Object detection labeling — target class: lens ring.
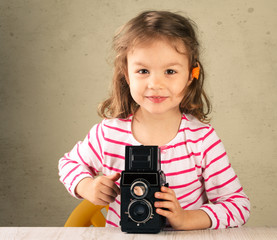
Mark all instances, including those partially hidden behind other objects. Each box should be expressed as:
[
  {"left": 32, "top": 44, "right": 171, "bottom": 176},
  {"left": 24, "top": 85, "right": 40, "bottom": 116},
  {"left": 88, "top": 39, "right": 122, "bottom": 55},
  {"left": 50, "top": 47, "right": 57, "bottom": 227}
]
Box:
[
  {"left": 130, "top": 180, "right": 148, "bottom": 199},
  {"left": 128, "top": 199, "right": 153, "bottom": 224}
]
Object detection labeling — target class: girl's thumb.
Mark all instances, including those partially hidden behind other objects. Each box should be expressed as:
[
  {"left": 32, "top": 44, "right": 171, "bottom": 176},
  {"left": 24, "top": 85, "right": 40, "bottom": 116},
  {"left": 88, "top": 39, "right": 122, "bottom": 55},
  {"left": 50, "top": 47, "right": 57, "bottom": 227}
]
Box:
[{"left": 107, "top": 172, "right": 121, "bottom": 182}]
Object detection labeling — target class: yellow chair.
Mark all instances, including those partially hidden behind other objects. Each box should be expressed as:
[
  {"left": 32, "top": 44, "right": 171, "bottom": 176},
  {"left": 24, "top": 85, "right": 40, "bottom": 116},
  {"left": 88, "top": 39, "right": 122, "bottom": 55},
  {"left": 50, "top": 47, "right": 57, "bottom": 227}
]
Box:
[{"left": 64, "top": 199, "right": 109, "bottom": 227}]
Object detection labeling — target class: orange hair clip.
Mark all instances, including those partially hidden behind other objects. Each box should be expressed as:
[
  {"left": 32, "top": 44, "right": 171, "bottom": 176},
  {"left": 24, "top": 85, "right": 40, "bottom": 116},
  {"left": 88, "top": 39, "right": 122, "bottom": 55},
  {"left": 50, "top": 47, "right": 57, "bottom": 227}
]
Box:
[{"left": 192, "top": 63, "right": 200, "bottom": 80}]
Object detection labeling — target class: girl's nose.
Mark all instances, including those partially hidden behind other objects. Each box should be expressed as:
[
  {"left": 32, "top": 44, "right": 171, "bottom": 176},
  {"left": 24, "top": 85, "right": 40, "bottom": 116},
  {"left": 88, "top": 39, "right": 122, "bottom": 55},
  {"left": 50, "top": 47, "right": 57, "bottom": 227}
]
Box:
[{"left": 147, "top": 74, "right": 163, "bottom": 90}]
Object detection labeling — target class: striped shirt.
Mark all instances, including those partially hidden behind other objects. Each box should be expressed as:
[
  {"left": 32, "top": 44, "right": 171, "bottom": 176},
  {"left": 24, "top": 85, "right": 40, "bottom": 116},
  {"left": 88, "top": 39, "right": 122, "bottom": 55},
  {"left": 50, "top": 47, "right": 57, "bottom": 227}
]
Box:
[{"left": 58, "top": 114, "right": 250, "bottom": 229}]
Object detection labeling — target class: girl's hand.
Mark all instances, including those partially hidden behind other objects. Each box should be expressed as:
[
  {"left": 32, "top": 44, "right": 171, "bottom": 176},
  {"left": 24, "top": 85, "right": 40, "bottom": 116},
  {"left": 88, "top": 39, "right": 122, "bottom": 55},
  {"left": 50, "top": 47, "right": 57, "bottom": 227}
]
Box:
[
  {"left": 154, "top": 186, "right": 185, "bottom": 230},
  {"left": 76, "top": 173, "right": 121, "bottom": 206},
  {"left": 155, "top": 186, "right": 212, "bottom": 230}
]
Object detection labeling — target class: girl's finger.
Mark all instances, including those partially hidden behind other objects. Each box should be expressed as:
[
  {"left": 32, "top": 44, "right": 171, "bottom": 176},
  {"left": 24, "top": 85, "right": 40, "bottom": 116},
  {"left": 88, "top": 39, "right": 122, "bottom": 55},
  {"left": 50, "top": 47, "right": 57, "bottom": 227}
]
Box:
[
  {"left": 154, "top": 200, "right": 174, "bottom": 210},
  {"left": 100, "top": 184, "right": 118, "bottom": 198},
  {"left": 99, "top": 190, "right": 117, "bottom": 204},
  {"left": 95, "top": 197, "right": 110, "bottom": 206},
  {"left": 155, "top": 191, "right": 175, "bottom": 201},
  {"left": 156, "top": 207, "right": 172, "bottom": 218},
  {"left": 161, "top": 186, "right": 175, "bottom": 195},
  {"left": 102, "top": 178, "right": 121, "bottom": 195}
]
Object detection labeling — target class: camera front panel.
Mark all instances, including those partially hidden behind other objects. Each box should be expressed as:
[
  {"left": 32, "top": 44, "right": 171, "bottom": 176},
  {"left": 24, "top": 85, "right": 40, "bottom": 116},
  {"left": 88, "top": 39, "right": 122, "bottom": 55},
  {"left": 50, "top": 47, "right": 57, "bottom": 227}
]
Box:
[{"left": 120, "top": 172, "right": 166, "bottom": 233}]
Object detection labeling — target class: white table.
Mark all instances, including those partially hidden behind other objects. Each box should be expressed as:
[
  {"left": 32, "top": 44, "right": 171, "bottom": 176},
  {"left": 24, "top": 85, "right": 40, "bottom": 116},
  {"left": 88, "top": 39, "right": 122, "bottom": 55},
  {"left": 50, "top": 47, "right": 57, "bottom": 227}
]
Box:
[{"left": 0, "top": 227, "right": 277, "bottom": 240}]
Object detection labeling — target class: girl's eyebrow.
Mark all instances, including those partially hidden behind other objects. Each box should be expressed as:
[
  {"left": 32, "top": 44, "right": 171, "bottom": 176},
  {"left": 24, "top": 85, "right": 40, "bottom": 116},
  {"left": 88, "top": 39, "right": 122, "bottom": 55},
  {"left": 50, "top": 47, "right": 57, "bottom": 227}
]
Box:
[
  {"left": 132, "top": 61, "right": 148, "bottom": 67},
  {"left": 132, "top": 61, "right": 183, "bottom": 68},
  {"left": 164, "top": 62, "right": 183, "bottom": 67}
]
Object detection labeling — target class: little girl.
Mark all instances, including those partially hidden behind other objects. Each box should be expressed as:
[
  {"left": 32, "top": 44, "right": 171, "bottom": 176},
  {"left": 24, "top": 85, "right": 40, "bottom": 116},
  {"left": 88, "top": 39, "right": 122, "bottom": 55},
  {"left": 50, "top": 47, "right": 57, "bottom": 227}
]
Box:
[{"left": 59, "top": 10, "right": 250, "bottom": 230}]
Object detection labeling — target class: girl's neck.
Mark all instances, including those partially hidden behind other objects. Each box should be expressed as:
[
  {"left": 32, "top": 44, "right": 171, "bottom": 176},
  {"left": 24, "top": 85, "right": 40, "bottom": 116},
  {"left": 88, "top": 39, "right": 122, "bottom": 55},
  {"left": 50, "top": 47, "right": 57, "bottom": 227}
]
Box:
[{"left": 131, "top": 108, "right": 182, "bottom": 147}]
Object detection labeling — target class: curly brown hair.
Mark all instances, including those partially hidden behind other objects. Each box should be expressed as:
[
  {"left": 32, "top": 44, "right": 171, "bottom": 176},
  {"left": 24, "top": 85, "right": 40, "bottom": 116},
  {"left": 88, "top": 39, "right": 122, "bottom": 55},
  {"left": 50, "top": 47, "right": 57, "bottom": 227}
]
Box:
[{"left": 98, "top": 10, "right": 211, "bottom": 123}]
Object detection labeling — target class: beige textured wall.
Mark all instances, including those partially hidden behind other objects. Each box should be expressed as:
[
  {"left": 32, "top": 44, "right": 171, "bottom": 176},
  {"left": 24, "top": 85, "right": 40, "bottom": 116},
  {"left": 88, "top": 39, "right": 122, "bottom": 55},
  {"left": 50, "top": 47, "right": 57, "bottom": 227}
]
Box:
[{"left": 0, "top": 0, "right": 276, "bottom": 227}]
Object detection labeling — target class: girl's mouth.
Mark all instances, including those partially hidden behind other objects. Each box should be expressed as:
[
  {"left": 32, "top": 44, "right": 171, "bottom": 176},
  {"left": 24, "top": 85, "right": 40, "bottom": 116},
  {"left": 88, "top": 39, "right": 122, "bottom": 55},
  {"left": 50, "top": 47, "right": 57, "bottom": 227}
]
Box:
[{"left": 146, "top": 96, "right": 168, "bottom": 103}]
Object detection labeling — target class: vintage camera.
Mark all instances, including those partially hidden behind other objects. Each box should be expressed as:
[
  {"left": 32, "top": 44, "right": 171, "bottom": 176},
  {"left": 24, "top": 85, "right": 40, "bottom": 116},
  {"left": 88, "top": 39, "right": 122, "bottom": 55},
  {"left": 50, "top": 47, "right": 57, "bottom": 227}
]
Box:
[{"left": 120, "top": 145, "right": 168, "bottom": 233}]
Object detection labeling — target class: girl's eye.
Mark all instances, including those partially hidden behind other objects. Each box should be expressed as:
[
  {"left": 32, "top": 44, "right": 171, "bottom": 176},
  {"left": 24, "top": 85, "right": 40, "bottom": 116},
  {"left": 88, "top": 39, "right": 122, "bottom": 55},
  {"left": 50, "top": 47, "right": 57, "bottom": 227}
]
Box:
[
  {"left": 165, "top": 69, "right": 176, "bottom": 75},
  {"left": 138, "top": 69, "right": 149, "bottom": 74}
]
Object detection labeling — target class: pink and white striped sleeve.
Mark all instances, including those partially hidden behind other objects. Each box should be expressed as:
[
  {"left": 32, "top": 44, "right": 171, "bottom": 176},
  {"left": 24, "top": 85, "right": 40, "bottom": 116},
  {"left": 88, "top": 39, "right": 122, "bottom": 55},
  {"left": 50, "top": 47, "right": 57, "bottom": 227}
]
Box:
[
  {"left": 199, "top": 127, "right": 250, "bottom": 229},
  {"left": 58, "top": 123, "right": 103, "bottom": 198}
]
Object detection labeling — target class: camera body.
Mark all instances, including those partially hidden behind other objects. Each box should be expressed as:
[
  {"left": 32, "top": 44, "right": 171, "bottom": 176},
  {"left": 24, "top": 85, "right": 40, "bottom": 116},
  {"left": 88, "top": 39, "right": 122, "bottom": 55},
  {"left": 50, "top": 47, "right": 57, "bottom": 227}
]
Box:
[{"left": 120, "top": 145, "right": 167, "bottom": 233}]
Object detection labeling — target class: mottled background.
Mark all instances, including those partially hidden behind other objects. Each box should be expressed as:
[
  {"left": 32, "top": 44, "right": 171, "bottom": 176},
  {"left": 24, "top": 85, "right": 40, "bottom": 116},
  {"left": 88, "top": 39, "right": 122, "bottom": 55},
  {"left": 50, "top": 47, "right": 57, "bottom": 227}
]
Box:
[{"left": 0, "top": 0, "right": 276, "bottom": 227}]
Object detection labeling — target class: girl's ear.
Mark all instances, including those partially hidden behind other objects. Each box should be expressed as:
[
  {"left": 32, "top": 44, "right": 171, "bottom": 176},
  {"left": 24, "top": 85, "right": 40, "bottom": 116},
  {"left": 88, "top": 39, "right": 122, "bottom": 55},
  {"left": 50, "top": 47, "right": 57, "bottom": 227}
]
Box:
[
  {"left": 187, "top": 63, "right": 200, "bottom": 86},
  {"left": 187, "top": 76, "right": 194, "bottom": 87}
]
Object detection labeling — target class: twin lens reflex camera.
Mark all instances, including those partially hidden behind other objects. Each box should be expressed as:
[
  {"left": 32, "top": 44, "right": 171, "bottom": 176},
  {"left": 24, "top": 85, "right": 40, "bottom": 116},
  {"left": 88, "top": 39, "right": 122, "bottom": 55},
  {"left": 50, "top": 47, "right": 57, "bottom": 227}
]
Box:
[{"left": 120, "top": 145, "right": 168, "bottom": 233}]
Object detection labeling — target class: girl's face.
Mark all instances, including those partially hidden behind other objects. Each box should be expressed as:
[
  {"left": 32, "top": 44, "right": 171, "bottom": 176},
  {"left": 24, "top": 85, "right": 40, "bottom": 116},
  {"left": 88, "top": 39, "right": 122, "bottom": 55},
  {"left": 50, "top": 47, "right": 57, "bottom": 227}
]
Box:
[{"left": 126, "top": 39, "right": 192, "bottom": 117}]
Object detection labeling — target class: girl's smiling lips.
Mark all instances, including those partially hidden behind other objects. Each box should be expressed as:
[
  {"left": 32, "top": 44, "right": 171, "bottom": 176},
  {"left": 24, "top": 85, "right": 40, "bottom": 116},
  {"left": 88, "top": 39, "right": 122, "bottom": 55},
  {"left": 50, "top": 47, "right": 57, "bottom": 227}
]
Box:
[{"left": 146, "top": 96, "right": 168, "bottom": 103}]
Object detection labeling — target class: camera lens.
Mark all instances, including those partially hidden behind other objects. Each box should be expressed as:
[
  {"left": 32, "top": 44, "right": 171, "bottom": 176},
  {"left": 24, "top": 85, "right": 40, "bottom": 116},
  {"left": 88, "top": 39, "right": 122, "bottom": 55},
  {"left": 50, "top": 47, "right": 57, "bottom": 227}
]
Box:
[
  {"left": 128, "top": 199, "right": 153, "bottom": 224},
  {"left": 130, "top": 181, "right": 148, "bottom": 199},
  {"left": 134, "top": 204, "right": 146, "bottom": 216}
]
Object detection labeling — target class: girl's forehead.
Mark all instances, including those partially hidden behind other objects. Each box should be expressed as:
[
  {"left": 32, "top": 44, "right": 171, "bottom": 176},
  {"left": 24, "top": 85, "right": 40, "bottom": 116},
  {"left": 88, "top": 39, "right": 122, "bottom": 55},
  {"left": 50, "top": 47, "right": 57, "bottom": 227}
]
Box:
[
  {"left": 128, "top": 36, "right": 188, "bottom": 55},
  {"left": 127, "top": 38, "right": 190, "bottom": 68}
]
